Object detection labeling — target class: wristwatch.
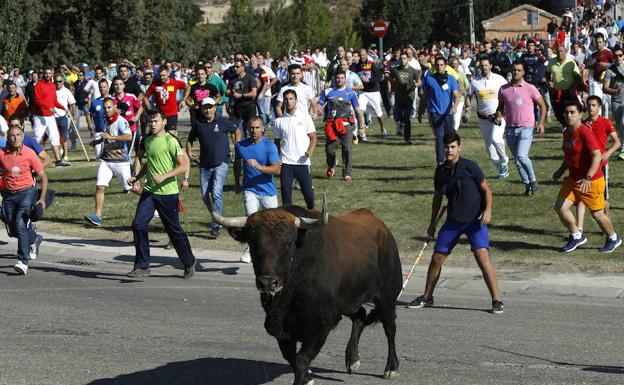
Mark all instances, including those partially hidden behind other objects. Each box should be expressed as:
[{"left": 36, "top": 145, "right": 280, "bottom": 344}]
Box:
[{"left": 584, "top": 175, "right": 592, "bottom": 181}]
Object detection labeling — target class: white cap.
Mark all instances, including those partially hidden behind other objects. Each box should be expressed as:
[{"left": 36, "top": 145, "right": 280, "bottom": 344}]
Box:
[
  {"left": 595, "top": 27, "right": 608, "bottom": 40},
  {"left": 563, "top": 11, "right": 573, "bottom": 19},
  {"left": 201, "top": 97, "right": 217, "bottom": 106}
]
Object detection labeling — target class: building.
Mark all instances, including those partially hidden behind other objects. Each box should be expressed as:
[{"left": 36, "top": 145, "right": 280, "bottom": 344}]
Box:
[
  {"left": 195, "top": 0, "right": 293, "bottom": 24},
  {"left": 482, "top": 4, "right": 560, "bottom": 41}
]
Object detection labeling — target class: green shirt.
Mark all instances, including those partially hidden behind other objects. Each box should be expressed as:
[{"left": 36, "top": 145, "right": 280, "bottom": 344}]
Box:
[
  {"left": 547, "top": 57, "right": 581, "bottom": 90},
  {"left": 143, "top": 133, "right": 183, "bottom": 195}
]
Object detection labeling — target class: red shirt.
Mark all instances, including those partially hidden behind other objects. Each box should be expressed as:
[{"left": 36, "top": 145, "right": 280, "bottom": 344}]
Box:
[
  {"left": 583, "top": 116, "right": 615, "bottom": 167},
  {"left": 33, "top": 80, "right": 64, "bottom": 116},
  {"left": 562, "top": 123, "right": 603, "bottom": 181},
  {"left": 0, "top": 146, "right": 43, "bottom": 191},
  {"left": 591, "top": 48, "right": 613, "bottom": 79},
  {"left": 146, "top": 79, "right": 186, "bottom": 117}
]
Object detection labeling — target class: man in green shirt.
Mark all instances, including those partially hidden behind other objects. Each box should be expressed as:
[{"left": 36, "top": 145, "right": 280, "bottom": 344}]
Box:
[{"left": 127, "top": 109, "right": 196, "bottom": 278}]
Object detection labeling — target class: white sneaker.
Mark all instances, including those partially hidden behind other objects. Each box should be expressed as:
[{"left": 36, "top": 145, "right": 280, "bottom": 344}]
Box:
[
  {"left": 29, "top": 235, "right": 43, "bottom": 260},
  {"left": 154, "top": 210, "right": 160, "bottom": 218},
  {"left": 14, "top": 261, "right": 28, "bottom": 275},
  {"left": 240, "top": 247, "right": 252, "bottom": 263}
]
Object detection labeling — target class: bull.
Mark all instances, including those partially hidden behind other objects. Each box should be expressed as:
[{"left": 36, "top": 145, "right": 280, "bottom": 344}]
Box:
[{"left": 210, "top": 195, "right": 402, "bottom": 385}]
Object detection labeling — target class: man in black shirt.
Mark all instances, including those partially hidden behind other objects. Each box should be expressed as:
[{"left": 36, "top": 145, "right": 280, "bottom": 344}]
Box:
[
  {"left": 183, "top": 66, "right": 220, "bottom": 131},
  {"left": 117, "top": 64, "right": 143, "bottom": 98},
  {"left": 355, "top": 47, "right": 387, "bottom": 138},
  {"left": 226, "top": 58, "right": 258, "bottom": 138},
  {"left": 407, "top": 132, "right": 503, "bottom": 314}
]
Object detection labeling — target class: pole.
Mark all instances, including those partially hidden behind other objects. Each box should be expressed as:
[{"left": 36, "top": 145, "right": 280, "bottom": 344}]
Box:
[
  {"left": 379, "top": 36, "right": 383, "bottom": 62},
  {"left": 67, "top": 114, "right": 90, "bottom": 162},
  {"left": 469, "top": 0, "right": 475, "bottom": 46}
]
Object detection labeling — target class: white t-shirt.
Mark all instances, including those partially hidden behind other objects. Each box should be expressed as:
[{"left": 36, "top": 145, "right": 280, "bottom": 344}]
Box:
[
  {"left": 0, "top": 115, "right": 8, "bottom": 133},
  {"left": 54, "top": 86, "right": 76, "bottom": 117},
  {"left": 277, "top": 83, "right": 316, "bottom": 114},
  {"left": 459, "top": 57, "right": 472, "bottom": 76},
  {"left": 273, "top": 109, "right": 316, "bottom": 165},
  {"left": 469, "top": 73, "right": 507, "bottom": 115},
  {"left": 408, "top": 58, "right": 421, "bottom": 72}
]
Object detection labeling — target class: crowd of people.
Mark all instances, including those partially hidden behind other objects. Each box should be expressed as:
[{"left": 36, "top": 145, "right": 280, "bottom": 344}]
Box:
[{"left": 0, "top": 3, "right": 622, "bottom": 312}]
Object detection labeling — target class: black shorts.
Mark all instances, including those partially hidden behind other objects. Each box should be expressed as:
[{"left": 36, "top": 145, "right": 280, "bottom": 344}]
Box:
[{"left": 165, "top": 115, "right": 178, "bottom": 132}]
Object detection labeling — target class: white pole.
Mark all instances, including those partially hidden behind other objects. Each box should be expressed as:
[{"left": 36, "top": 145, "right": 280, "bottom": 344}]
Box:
[{"left": 469, "top": 0, "right": 476, "bottom": 46}]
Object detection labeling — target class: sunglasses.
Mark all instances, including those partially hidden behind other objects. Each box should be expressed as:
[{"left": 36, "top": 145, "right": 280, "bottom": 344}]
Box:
[
  {"left": 617, "top": 54, "right": 624, "bottom": 57},
  {"left": 249, "top": 126, "right": 262, "bottom": 129},
  {"left": 55, "top": 80, "right": 64, "bottom": 83}
]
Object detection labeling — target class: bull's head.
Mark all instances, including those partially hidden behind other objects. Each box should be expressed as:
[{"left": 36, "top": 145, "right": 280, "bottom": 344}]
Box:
[{"left": 209, "top": 194, "right": 329, "bottom": 295}]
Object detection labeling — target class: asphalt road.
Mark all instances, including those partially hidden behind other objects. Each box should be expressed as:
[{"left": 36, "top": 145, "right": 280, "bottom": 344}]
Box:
[{"left": 1, "top": 234, "right": 624, "bottom": 385}]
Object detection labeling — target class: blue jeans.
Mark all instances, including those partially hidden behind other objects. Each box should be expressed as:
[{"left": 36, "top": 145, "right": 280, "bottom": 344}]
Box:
[
  {"left": 1, "top": 188, "right": 36, "bottom": 263},
  {"left": 75, "top": 105, "right": 89, "bottom": 146},
  {"left": 506, "top": 127, "right": 536, "bottom": 184},
  {"left": 257, "top": 96, "right": 271, "bottom": 127},
  {"left": 200, "top": 163, "right": 229, "bottom": 231},
  {"left": 56, "top": 116, "right": 69, "bottom": 141},
  {"left": 132, "top": 191, "right": 195, "bottom": 270},
  {"left": 430, "top": 112, "right": 454, "bottom": 163}
]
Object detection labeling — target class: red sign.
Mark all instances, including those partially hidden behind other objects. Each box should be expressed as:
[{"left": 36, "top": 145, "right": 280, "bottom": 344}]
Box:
[{"left": 372, "top": 20, "right": 389, "bottom": 38}]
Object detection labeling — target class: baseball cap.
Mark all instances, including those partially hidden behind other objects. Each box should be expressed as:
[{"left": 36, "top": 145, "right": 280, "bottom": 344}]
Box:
[
  {"left": 85, "top": 70, "right": 95, "bottom": 78},
  {"left": 201, "top": 97, "right": 216, "bottom": 106},
  {"left": 30, "top": 189, "right": 55, "bottom": 222}
]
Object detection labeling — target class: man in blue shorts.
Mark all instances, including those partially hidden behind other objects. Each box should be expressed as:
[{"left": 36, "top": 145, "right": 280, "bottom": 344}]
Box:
[{"left": 407, "top": 131, "right": 503, "bottom": 314}]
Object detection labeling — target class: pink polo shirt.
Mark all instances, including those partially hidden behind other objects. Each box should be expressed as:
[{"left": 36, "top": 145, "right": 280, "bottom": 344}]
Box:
[
  {"left": 0, "top": 146, "right": 43, "bottom": 191},
  {"left": 498, "top": 80, "right": 542, "bottom": 128}
]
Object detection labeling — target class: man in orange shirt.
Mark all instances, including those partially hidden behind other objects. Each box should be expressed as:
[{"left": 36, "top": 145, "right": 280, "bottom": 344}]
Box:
[
  {"left": 2, "top": 82, "right": 28, "bottom": 120},
  {"left": 0, "top": 126, "right": 48, "bottom": 275}
]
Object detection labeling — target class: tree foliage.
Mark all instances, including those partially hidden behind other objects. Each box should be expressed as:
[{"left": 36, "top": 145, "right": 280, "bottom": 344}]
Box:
[{"left": 0, "top": 0, "right": 43, "bottom": 68}]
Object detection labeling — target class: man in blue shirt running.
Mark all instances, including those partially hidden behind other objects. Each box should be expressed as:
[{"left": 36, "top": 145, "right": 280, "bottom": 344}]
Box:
[{"left": 424, "top": 56, "right": 460, "bottom": 165}]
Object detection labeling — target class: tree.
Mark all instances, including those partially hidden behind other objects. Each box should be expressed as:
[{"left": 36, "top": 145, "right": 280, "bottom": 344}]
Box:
[{"left": 0, "top": 0, "right": 43, "bottom": 67}]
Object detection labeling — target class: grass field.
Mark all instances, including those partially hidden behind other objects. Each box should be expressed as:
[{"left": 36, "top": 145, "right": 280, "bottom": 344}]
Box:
[{"left": 35, "top": 114, "right": 624, "bottom": 273}]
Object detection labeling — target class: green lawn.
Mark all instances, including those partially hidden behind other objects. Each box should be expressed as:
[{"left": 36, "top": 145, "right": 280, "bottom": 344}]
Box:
[{"left": 36, "top": 115, "right": 624, "bottom": 273}]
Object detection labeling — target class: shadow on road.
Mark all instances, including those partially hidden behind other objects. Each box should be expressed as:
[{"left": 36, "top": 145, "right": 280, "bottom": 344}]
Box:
[
  {"left": 396, "top": 301, "right": 489, "bottom": 313},
  {"left": 84, "top": 357, "right": 353, "bottom": 385},
  {"left": 113, "top": 255, "right": 241, "bottom": 275},
  {"left": 481, "top": 345, "right": 624, "bottom": 375}
]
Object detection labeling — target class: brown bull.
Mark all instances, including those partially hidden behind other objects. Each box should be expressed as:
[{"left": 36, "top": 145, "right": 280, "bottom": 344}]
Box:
[{"left": 211, "top": 196, "right": 402, "bottom": 385}]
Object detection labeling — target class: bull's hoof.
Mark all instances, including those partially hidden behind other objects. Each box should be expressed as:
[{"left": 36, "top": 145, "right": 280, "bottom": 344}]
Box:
[
  {"left": 347, "top": 360, "right": 361, "bottom": 374},
  {"left": 383, "top": 370, "right": 400, "bottom": 380}
]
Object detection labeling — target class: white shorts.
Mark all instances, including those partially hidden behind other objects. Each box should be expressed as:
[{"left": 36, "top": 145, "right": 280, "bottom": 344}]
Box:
[
  {"left": 96, "top": 161, "right": 132, "bottom": 191},
  {"left": 358, "top": 92, "right": 384, "bottom": 118},
  {"left": 32, "top": 115, "right": 60, "bottom": 146}
]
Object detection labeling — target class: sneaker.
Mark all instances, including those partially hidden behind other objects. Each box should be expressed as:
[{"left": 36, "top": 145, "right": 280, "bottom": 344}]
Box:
[
  {"left": 183, "top": 263, "right": 195, "bottom": 279},
  {"left": 63, "top": 155, "right": 70, "bottom": 162},
  {"left": 360, "top": 134, "right": 368, "bottom": 142},
  {"left": 343, "top": 175, "right": 352, "bottom": 182},
  {"left": 599, "top": 235, "right": 622, "bottom": 253},
  {"left": 85, "top": 214, "right": 102, "bottom": 226},
  {"left": 209, "top": 228, "right": 220, "bottom": 238},
  {"left": 127, "top": 268, "right": 150, "bottom": 278},
  {"left": 154, "top": 210, "right": 160, "bottom": 218},
  {"left": 55, "top": 159, "right": 70, "bottom": 167},
  {"left": 523, "top": 184, "right": 532, "bottom": 196},
  {"left": 491, "top": 300, "right": 504, "bottom": 314},
  {"left": 352, "top": 136, "right": 359, "bottom": 145},
  {"left": 618, "top": 152, "right": 624, "bottom": 160},
  {"left": 326, "top": 168, "right": 335, "bottom": 178},
  {"left": 498, "top": 164, "right": 509, "bottom": 179},
  {"left": 561, "top": 234, "right": 587, "bottom": 253},
  {"left": 240, "top": 247, "right": 252, "bottom": 263},
  {"left": 14, "top": 260, "right": 28, "bottom": 275},
  {"left": 380, "top": 130, "right": 388, "bottom": 138},
  {"left": 404, "top": 139, "right": 413, "bottom": 145},
  {"left": 406, "top": 295, "right": 434, "bottom": 309},
  {"left": 530, "top": 181, "right": 540, "bottom": 194},
  {"left": 29, "top": 234, "right": 43, "bottom": 260}
]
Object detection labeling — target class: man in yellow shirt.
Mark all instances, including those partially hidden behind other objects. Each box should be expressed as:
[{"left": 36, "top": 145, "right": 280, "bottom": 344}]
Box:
[{"left": 547, "top": 44, "right": 583, "bottom": 127}]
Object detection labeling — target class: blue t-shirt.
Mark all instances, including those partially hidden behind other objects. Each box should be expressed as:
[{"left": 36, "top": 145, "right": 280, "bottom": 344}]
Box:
[
  {"left": 89, "top": 98, "right": 107, "bottom": 133},
  {"left": 234, "top": 138, "right": 280, "bottom": 196},
  {"left": 23, "top": 135, "right": 43, "bottom": 154},
  {"left": 187, "top": 116, "right": 237, "bottom": 168},
  {"left": 318, "top": 86, "right": 359, "bottom": 120},
  {"left": 424, "top": 72, "right": 458, "bottom": 115}
]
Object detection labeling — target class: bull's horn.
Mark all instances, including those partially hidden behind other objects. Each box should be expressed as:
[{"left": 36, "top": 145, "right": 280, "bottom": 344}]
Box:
[
  {"left": 208, "top": 194, "right": 247, "bottom": 228},
  {"left": 322, "top": 193, "right": 329, "bottom": 225},
  {"left": 294, "top": 216, "right": 320, "bottom": 228}
]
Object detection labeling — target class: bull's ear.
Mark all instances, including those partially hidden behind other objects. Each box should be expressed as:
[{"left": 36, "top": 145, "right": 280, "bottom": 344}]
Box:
[{"left": 228, "top": 227, "right": 247, "bottom": 243}]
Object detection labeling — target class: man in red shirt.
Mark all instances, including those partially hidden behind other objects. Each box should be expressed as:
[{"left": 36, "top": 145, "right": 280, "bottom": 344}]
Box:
[
  {"left": 0, "top": 126, "right": 48, "bottom": 275},
  {"left": 144, "top": 67, "right": 189, "bottom": 135},
  {"left": 576, "top": 95, "right": 621, "bottom": 230},
  {"left": 32, "top": 67, "right": 70, "bottom": 167},
  {"left": 585, "top": 31, "right": 613, "bottom": 117},
  {"left": 553, "top": 101, "right": 621, "bottom": 253}
]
